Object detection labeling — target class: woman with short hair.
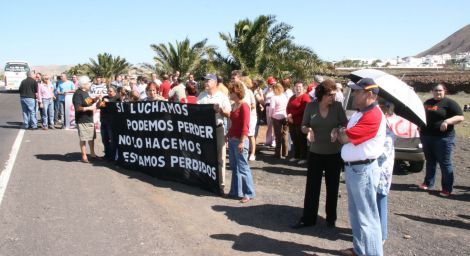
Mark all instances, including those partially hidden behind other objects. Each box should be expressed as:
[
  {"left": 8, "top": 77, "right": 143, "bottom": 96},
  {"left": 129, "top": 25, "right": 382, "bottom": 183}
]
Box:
[
  {"left": 286, "top": 81, "right": 311, "bottom": 164},
  {"left": 96, "top": 86, "right": 121, "bottom": 161},
  {"left": 227, "top": 81, "right": 255, "bottom": 203},
  {"left": 293, "top": 79, "right": 347, "bottom": 228},
  {"left": 145, "top": 82, "right": 165, "bottom": 101}
]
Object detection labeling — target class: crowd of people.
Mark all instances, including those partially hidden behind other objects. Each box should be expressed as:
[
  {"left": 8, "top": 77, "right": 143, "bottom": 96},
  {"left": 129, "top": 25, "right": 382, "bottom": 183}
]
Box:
[{"left": 18, "top": 68, "right": 465, "bottom": 256}]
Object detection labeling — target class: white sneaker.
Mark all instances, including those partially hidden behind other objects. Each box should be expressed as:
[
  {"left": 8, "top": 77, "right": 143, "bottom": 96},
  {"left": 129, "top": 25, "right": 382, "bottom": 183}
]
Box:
[
  {"left": 289, "top": 158, "right": 298, "bottom": 162},
  {"left": 249, "top": 155, "right": 256, "bottom": 161},
  {"left": 298, "top": 160, "right": 307, "bottom": 165}
]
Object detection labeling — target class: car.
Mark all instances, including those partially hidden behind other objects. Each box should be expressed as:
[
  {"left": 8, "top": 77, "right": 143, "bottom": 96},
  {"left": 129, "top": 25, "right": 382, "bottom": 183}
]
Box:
[{"left": 342, "top": 87, "right": 425, "bottom": 172}]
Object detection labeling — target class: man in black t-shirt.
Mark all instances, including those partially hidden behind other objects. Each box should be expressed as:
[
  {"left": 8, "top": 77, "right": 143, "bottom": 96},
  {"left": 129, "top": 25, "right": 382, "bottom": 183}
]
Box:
[
  {"left": 19, "top": 71, "right": 38, "bottom": 129},
  {"left": 72, "top": 76, "right": 101, "bottom": 163}
]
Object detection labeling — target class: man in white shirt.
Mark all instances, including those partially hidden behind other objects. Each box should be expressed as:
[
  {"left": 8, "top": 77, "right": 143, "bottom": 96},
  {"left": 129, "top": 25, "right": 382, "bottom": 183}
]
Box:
[
  {"left": 197, "top": 73, "right": 231, "bottom": 195},
  {"left": 151, "top": 73, "right": 162, "bottom": 86},
  {"left": 338, "top": 78, "right": 385, "bottom": 256}
]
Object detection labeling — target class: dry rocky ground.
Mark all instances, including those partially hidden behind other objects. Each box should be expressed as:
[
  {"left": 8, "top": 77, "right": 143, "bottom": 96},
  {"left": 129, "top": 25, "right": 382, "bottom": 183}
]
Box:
[{"left": 103, "top": 125, "right": 470, "bottom": 256}]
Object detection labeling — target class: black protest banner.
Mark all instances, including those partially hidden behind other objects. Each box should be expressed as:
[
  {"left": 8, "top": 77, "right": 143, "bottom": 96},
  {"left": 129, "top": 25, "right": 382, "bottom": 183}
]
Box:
[{"left": 107, "top": 101, "right": 219, "bottom": 193}]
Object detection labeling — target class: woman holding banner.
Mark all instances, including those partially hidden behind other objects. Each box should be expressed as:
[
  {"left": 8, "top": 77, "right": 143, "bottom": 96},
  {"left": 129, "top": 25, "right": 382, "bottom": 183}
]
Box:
[
  {"left": 97, "top": 85, "right": 121, "bottom": 161},
  {"left": 227, "top": 81, "right": 255, "bottom": 203},
  {"left": 145, "top": 82, "right": 165, "bottom": 101}
]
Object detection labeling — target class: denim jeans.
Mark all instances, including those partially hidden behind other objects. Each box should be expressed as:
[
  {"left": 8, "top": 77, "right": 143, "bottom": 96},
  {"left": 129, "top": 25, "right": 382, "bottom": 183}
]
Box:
[
  {"left": 421, "top": 135, "right": 455, "bottom": 193},
  {"left": 376, "top": 193, "right": 388, "bottom": 241},
  {"left": 345, "top": 160, "right": 383, "bottom": 256},
  {"left": 101, "top": 120, "right": 116, "bottom": 160},
  {"left": 228, "top": 138, "right": 255, "bottom": 199},
  {"left": 41, "top": 98, "right": 55, "bottom": 127},
  {"left": 56, "top": 100, "right": 65, "bottom": 124},
  {"left": 20, "top": 97, "right": 37, "bottom": 129}
]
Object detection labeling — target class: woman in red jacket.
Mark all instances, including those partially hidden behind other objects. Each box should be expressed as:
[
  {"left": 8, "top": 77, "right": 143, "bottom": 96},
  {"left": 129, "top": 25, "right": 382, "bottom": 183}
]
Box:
[
  {"left": 286, "top": 81, "right": 311, "bottom": 164},
  {"left": 227, "top": 81, "right": 255, "bottom": 203}
]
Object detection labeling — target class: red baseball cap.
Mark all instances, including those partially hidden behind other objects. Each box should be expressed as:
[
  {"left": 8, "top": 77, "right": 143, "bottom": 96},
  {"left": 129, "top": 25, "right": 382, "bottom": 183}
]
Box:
[{"left": 267, "top": 76, "right": 276, "bottom": 85}]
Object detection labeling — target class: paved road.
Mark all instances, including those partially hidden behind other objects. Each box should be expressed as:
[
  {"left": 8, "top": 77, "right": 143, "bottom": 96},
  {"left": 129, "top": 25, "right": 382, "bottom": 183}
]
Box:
[
  {"left": 0, "top": 93, "right": 23, "bottom": 167},
  {"left": 0, "top": 94, "right": 210, "bottom": 255}
]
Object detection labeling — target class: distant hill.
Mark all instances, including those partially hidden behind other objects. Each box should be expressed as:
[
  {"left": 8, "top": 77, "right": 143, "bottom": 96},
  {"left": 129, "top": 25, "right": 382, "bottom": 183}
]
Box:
[
  {"left": 31, "top": 65, "right": 73, "bottom": 76},
  {"left": 417, "top": 24, "right": 470, "bottom": 57}
]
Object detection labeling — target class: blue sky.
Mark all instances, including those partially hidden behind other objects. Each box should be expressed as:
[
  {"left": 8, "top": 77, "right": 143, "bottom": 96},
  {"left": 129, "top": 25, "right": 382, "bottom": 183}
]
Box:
[{"left": 1, "top": 0, "right": 468, "bottom": 66}]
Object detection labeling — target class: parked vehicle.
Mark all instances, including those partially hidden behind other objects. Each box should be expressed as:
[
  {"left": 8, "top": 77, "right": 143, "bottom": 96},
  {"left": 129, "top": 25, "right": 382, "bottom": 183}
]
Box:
[
  {"left": 343, "top": 88, "right": 425, "bottom": 172},
  {"left": 3, "top": 61, "right": 31, "bottom": 91}
]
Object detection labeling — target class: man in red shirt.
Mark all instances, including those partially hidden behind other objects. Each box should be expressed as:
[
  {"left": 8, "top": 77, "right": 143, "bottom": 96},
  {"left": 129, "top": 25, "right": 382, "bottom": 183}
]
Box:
[{"left": 159, "top": 74, "right": 171, "bottom": 100}]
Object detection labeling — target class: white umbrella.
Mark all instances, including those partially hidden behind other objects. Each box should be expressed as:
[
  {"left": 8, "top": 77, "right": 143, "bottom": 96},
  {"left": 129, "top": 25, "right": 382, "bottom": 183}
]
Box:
[{"left": 349, "top": 69, "right": 427, "bottom": 127}]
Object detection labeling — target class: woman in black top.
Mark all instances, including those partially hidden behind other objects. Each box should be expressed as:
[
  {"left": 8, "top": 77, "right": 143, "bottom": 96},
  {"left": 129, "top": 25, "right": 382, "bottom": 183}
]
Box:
[
  {"left": 97, "top": 86, "right": 121, "bottom": 161},
  {"left": 419, "top": 84, "right": 464, "bottom": 197}
]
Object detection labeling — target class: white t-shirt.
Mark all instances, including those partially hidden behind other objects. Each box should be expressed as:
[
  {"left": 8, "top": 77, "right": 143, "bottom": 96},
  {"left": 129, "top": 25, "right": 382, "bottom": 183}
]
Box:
[
  {"left": 197, "top": 91, "right": 231, "bottom": 126},
  {"left": 154, "top": 79, "right": 162, "bottom": 86},
  {"left": 263, "top": 87, "right": 274, "bottom": 105},
  {"left": 243, "top": 85, "right": 257, "bottom": 118},
  {"left": 284, "top": 89, "right": 293, "bottom": 100}
]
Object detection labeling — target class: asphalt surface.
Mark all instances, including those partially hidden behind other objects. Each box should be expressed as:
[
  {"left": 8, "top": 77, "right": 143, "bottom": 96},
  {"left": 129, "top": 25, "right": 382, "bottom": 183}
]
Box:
[
  {"left": 0, "top": 93, "right": 23, "bottom": 167},
  {"left": 0, "top": 93, "right": 201, "bottom": 255}
]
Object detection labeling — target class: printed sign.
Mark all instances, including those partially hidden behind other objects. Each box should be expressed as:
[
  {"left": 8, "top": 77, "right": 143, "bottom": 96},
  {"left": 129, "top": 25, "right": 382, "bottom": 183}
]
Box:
[{"left": 107, "top": 101, "right": 219, "bottom": 193}]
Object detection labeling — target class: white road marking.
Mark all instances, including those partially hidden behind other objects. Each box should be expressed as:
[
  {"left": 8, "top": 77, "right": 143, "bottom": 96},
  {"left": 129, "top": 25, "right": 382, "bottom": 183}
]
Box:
[{"left": 0, "top": 129, "right": 25, "bottom": 207}]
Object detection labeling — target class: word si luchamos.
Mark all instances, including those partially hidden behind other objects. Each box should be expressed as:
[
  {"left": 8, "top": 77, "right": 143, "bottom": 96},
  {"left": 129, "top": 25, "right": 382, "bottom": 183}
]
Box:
[
  {"left": 116, "top": 101, "right": 189, "bottom": 116},
  {"left": 121, "top": 152, "right": 217, "bottom": 181},
  {"left": 117, "top": 101, "right": 213, "bottom": 139}
]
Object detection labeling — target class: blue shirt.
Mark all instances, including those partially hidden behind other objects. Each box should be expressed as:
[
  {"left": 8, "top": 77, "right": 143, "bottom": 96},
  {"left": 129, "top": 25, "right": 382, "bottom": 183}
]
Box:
[{"left": 57, "top": 81, "right": 75, "bottom": 101}]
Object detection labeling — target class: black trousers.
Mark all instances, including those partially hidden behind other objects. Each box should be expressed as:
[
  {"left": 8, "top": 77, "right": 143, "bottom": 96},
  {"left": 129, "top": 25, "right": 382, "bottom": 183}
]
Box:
[
  {"left": 288, "top": 123, "right": 307, "bottom": 159},
  {"left": 302, "top": 152, "right": 343, "bottom": 225},
  {"left": 272, "top": 118, "right": 288, "bottom": 157}
]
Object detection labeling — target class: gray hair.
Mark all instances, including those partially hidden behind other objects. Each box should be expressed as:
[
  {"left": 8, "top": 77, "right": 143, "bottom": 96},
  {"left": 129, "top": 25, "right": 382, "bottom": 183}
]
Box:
[
  {"left": 314, "top": 75, "right": 324, "bottom": 83},
  {"left": 78, "top": 75, "right": 91, "bottom": 88}
]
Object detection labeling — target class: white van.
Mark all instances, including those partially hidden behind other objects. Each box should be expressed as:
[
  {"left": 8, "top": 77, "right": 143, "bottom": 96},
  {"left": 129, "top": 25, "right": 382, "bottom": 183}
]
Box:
[{"left": 3, "top": 61, "right": 31, "bottom": 91}]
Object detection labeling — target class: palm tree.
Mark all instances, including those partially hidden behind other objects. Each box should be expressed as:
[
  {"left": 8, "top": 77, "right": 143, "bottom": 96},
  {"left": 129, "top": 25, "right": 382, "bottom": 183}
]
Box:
[
  {"left": 66, "top": 63, "right": 90, "bottom": 76},
  {"left": 86, "top": 53, "right": 131, "bottom": 80},
  {"left": 150, "top": 38, "right": 216, "bottom": 77},
  {"left": 219, "top": 15, "right": 326, "bottom": 81}
]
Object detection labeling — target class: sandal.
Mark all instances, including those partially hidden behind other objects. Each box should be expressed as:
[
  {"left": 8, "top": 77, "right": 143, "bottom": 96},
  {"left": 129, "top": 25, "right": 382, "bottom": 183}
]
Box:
[
  {"left": 240, "top": 197, "right": 252, "bottom": 203},
  {"left": 81, "top": 158, "right": 90, "bottom": 163},
  {"left": 90, "top": 155, "right": 103, "bottom": 160}
]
